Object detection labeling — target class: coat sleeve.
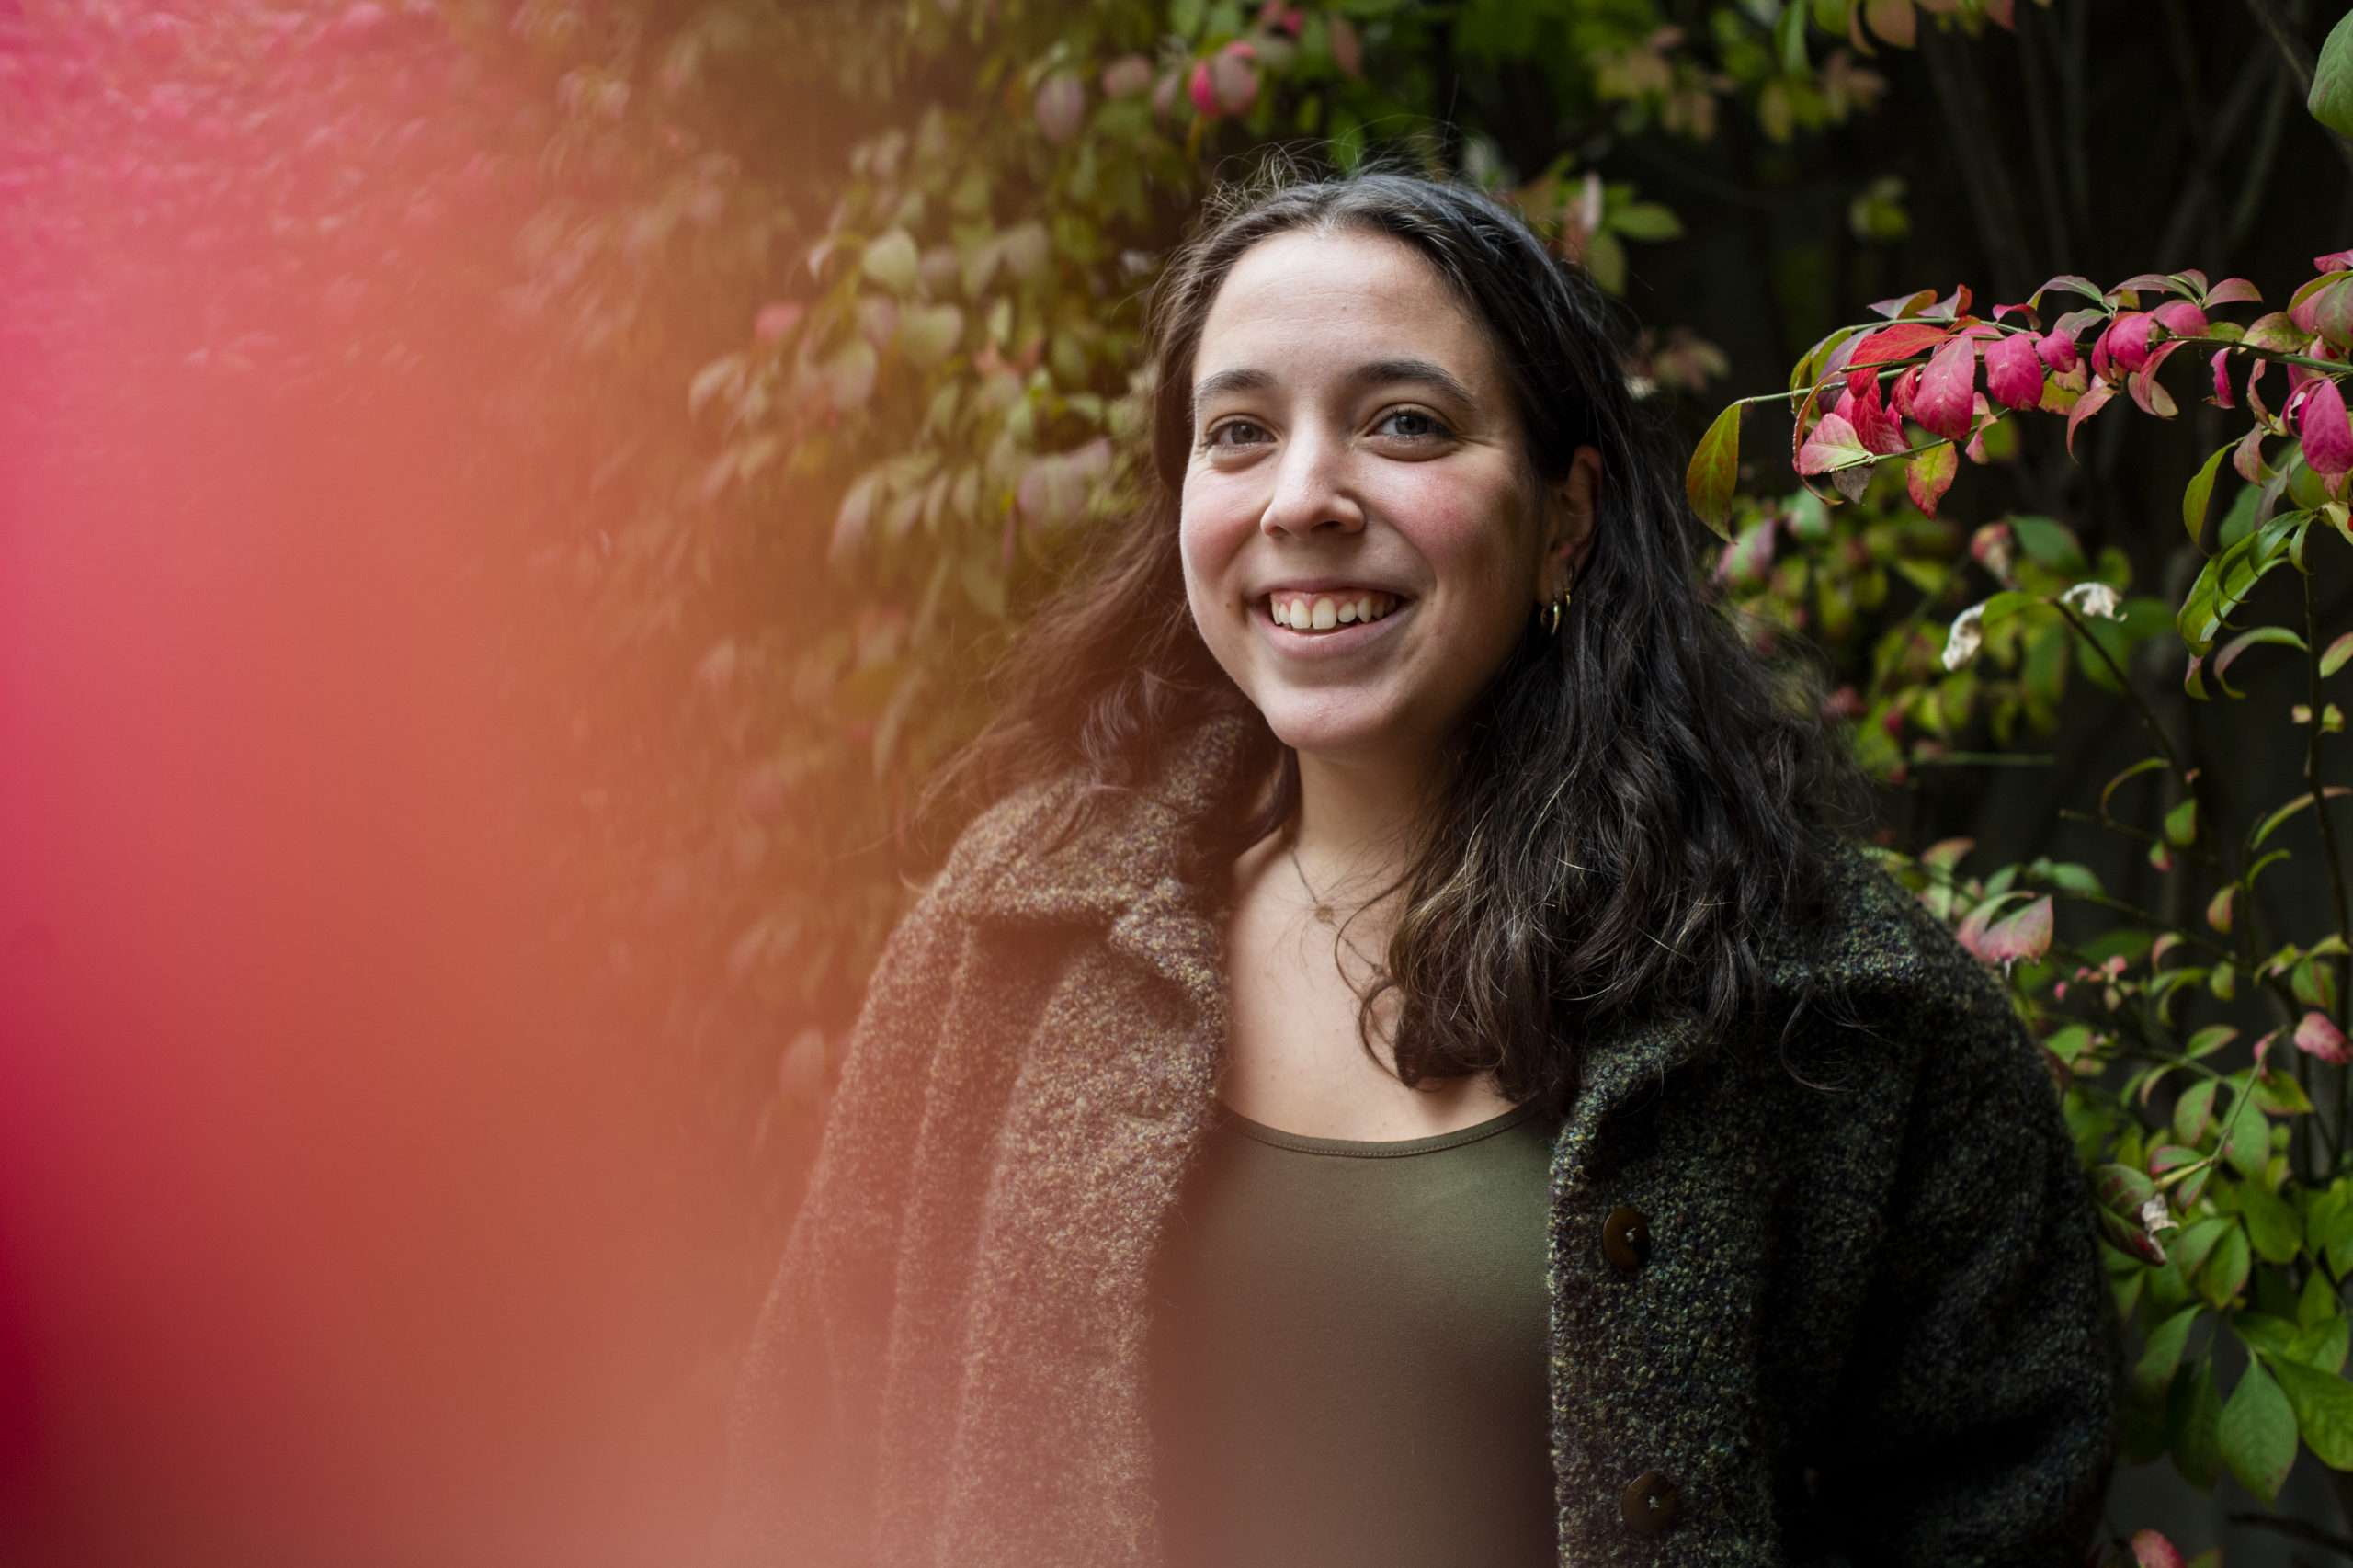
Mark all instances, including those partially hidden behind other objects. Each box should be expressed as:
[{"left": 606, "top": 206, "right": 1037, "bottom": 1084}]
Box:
[
  {"left": 1799, "top": 922, "right": 2119, "bottom": 1568},
  {"left": 711, "top": 873, "right": 971, "bottom": 1568}
]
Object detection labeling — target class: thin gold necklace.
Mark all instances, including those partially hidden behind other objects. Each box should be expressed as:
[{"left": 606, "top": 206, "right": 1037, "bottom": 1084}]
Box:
[{"left": 1285, "top": 834, "right": 1386, "bottom": 976}]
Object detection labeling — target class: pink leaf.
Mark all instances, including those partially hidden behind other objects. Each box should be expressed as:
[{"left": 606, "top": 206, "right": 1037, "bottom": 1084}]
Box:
[
  {"left": 2310, "top": 278, "right": 2353, "bottom": 350},
  {"left": 2130, "top": 1530, "right": 2187, "bottom": 1568},
  {"left": 1983, "top": 333, "right": 2045, "bottom": 410},
  {"left": 2098, "top": 312, "right": 2154, "bottom": 375},
  {"left": 2035, "top": 329, "right": 2079, "bottom": 373},
  {"left": 1796, "top": 412, "right": 1873, "bottom": 475},
  {"left": 1912, "top": 333, "right": 1979, "bottom": 442},
  {"left": 2297, "top": 1010, "right": 2350, "bottom": 1065},
  {"left": 2302, "top": 379, "right": 2353, "bottom": 475},
  {"left": 2065, "top": 380, "right": 2115, "bottom": 457},
  {"left": 2151, "top": 300, "right": 2210, "bottom": 339},
  {"left": 1868, "top": 289, "right": 1938, "bottom": 320},
  {"left": 2126, "top": 341, "right": 2189, "bottom": 418},
  {"left": 2206, "top": 278, "right": 2264, "bottom": 307},
  {"left": 1977, "top": 896, "right": 2053, "bottom": 967},
  {"left": 2211, "top": 348, "right": 2234, "bottom": 408},
  {"left": 2315, "top": 249, "right": 2353, "bottom": 274}
]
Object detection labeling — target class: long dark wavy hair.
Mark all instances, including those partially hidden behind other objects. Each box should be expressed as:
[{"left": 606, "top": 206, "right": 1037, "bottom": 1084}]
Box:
[{"left": 932, "top": 168, "right": 1840, "bottom": 1111}]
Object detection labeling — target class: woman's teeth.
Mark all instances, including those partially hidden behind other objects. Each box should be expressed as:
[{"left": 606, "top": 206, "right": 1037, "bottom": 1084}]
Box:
[{"left": 1268, "top": 591, "right": 1399, "bottom": 631}]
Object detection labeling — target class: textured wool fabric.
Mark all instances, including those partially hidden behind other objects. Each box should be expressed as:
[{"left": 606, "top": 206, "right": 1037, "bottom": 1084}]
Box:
[{"left": 717, "top": 715, "right": 2116, "bottom": 1567}]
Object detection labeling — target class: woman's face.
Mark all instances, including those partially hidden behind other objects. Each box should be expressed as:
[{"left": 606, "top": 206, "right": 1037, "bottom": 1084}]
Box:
[{"left": 1179, "top": 228, "right": 1599, "bottom": 770}]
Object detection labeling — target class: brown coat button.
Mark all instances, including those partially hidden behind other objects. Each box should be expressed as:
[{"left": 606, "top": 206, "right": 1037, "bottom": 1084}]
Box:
[
  {"left": 1602, "top": 1205, "right": 1652, "bottom": 1270},
  {"left": 1621, "top": 1470, "right": 1677, "bottom": 1535}
]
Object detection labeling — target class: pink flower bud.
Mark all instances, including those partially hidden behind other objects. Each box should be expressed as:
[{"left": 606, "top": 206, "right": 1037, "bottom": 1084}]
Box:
[
  {"left": 1033, "top": 73, "right": 1085, "bottom": 144},
  {"left": 1188, "top": 60, "right": 1217, "bottom": 117},
  {"left": 753, "top": 302, "right": 802, "bottom": 344}
]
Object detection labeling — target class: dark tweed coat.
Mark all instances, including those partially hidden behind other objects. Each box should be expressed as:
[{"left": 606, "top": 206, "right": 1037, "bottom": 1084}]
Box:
[{"left": 719, "top": 717, "right": 2115, "bottom": 1567}]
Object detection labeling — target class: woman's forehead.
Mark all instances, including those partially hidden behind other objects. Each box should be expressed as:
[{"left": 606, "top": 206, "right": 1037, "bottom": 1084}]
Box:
[{"left": 1193, "top": 228, "right": 1496, "bottom": 389}]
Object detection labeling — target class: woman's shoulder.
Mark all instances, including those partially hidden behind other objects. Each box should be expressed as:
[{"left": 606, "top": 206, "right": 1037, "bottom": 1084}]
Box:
[{"left": 1776, "top": 838, "right": 2024, "bottom": 1040}]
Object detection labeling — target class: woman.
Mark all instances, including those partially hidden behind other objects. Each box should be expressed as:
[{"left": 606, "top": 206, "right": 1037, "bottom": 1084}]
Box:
[{"left": 719, "top": 172, "right": 2113, "bottom": 1566}]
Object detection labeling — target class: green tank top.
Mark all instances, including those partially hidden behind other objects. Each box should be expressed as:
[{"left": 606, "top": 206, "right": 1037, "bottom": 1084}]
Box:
[{"left": 1148, "top": 1099, "right": 1561, "bottom": 1568}]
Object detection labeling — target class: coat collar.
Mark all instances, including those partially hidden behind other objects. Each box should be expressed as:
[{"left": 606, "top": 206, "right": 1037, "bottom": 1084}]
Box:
[{"left": 933, "top": 714, "right": 1913, "bottom": 1090}]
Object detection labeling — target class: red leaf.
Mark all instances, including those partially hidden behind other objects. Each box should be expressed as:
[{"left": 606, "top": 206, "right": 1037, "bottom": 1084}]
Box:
[
  {"left": 2130, "top": 1530, "right": 2188, "bottom": 1568},
  {"left": 2211, "top": 348, "right": 2234, "bottom": 408},
  {"left": 1847, "top": 321, "right": 1950, "bottom": 366},
  {"left": 1906, "top": 441, "right": 1959, "bottom": 516},
  {"left": 2066, "top": 380, "right": 2115, "bottom": 456},
  {"left": 2234, "top": 421, "right": 2269, "bottom": 482},
  {"left": 2206, "top": 277, "right": 2264, "bottom": 307},
  {"left": 1983, "top": 333, "right": 2045, "bottom": 410},
  {"left": 2034, "top": 273, "right": 2105, "bottom": 304},
  {"left": 2315, "top": 249, "right": 2353, "bottom": 274},
  {"left": 1889, "top": 364, "right": 1923, "bottom": 419},
  {"left": 2301, "top": 378, "right": 2353, "bottom": 475},
  {"left": 1912, "top": 333, "right": 1979, "bottom": 442},
  {"left": 2297, "top": 1010, "right": 2350, "bottom": 1065},
  {"left": 1842, "top": 369, "right": 1907, "bottom": 453},
  {"left": 2098, "top": 312, "right": 2154, "bottom": 375},
  {"left": 2035, "top": 329, "right": 2079, "bottom": 373}
]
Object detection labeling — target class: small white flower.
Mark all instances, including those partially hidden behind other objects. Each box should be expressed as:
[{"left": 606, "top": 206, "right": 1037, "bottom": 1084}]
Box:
[
  {"left": 1941, "top": 603, "right": 1986, "bottom": 671},
  {"left": 2138, "top": 1195, "right": 2174, "bottom": 1261},
  {"left": 2062, "top": 581, "right": 2125, "bottom": 620}
]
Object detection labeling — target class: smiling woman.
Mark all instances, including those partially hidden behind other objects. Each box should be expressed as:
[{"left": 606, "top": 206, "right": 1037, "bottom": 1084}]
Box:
[{"left": 718, "top": 173, "right": 2116, "bottom": 1566}]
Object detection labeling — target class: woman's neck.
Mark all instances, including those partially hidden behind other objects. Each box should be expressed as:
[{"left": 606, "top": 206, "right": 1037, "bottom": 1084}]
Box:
[{"left": 1289, "top": 744, "right": 1443, "bottom": 901}]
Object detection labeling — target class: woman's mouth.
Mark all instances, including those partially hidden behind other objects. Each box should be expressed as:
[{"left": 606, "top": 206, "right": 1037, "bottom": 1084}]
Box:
[{"left": 1267, "top": 589, "right": 1404, "bottom": 632}]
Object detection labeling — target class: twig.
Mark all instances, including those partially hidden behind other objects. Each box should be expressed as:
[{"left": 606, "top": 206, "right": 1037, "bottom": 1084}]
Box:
[{"left": 2227, "top": 1512, "right": 2353, "bottom": 1562}]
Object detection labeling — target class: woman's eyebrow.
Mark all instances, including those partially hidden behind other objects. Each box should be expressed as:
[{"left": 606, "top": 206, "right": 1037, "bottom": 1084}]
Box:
[
  {"left": 1346, "top": 358, "right": 1476, "bottom": 404},
  {"left": 1192, "top": 358, "right": 1477, "bottom": 415},
  {"left": 1192, "top": 367, "right": 1276, "bottom": 415}
]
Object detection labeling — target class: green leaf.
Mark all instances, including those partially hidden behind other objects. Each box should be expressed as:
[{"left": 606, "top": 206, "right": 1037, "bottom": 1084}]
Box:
[
  {"left": 2136, "top": 1306, "right": 2202, "bottom": 1406},
  {"left": 2220, "top": 1357, "right": 2298, "bottom": 1499},
  {"left": 1608, "top": 201, "right": 1683, "bottom": 241},
  {"left": 2184, "top": 443, "right": 2232, "bottom": 544},
  {"left": 2268, "top": 1356, "right": 2353, "bottom": 1467},
  {"left": 1686, "top": 403, "right": 1743, "bottom": 540},
  {"left": 2200, "top": 1225, "right": 2252, "bottom": 1307},
  {"left": 2314, "top": 12, "right": 2353, "bottom": 136},
  {"left": 2174, "top": 1358, "right": 2223, "bottom": 1489},
  {"left": 2242, "top": 1184, "right": 2304, "bottom": 1265},
  {"left": 2327, "top": 631, "right": 2353, "bottom": 677},
  {"left": 2301, "top": 1267, "right": 2340, "bottom": 1328},
  {"left": 2296, "top": 1316, "right": 2352, "bottom": 1375},
  {"left": 2165, "top": 797, "right": 2199, "bottom": 847},
  {"left": 1776, "top": 0, "right": 1809, "bottom": 72},
  {"left": 2174, "top": 1078, "right": 2218, "bottom": 1143},
  {"left": 2170, "top": 1219, "right": 2234, "bottom": 1283},
  {"left": 2186, "top": 1025, "right": 2239, "bottom": 1060}
]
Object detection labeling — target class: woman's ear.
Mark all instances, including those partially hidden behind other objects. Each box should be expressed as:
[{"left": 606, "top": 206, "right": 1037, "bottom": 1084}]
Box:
[{"left": 1540, "top": 446, "right": 1604, "bottom": 599}]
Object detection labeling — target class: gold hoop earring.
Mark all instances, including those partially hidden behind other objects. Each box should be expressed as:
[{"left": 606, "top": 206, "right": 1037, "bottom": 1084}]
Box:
[{"left": 1543, "top": 593, "right": 1565, "bottom": 638}]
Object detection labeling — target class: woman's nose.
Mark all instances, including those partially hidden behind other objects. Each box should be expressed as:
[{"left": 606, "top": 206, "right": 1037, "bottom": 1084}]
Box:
[{"left": 1257, "top": 426, "right": 1364, "bottom": 538}]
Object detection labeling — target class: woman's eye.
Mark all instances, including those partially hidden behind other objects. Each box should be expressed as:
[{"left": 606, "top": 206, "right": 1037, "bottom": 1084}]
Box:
[
  {"left": 1209, "top": 419, "right": 1271, "bottom": 449},
  {"left": 1376, "top": 409, "right": 1449, "bottom": 439}
]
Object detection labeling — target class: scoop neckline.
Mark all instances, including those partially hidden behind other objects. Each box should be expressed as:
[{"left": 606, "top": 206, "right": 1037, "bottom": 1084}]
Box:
[{"left": 1214, "top": 1099, "right": 1546, "bottom": 1159}]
